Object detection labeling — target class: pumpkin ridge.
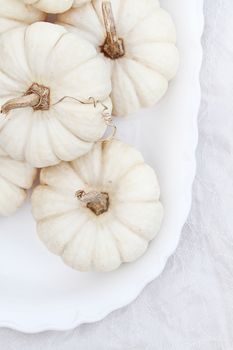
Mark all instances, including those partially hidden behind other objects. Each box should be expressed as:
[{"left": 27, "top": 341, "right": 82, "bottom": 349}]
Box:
[
  {"left": 109, "top": 220, "right": 148, "bottom": 262},
  {"left": 0, "top": 15, "right": 43, "bottom": 27},
  {"left": 113, "top": 161, "right": 145, "bottom": 185},
  {"left": 23, "top": 26, "right": 33, "bottom": 76},
  {"left": 46, "top": 115, "right": 92, "bottom": 162},
  {"left": 122, "top": 59, "right": 144, "bottom": 105},
  {"left": 54, "top": 104, "right": 107, "bottom": 144},
  {"left": 100, "top": 139, "right": 145, "bottom": 184},
  {"left": 126, "top": 38, "right": 177, "bottom": 48},
  {"left": 115, "top": 0, "right": 125, "bottom": 29},
  {"left": 41, "top": 161, "right": 85, "bottom": 191},
  {"left": 67, "top": 3, "right": 104, "bottom": 42},
  {"left": 37, "top": 182, "right": 78, "bottom": 199},
  {"left": 107, "top": 224, "right": 124, "bottom": 262},
  {"left": 112, "top": 202, "right": 162, "bottom": 241},
  {"left": 111, "top": 60, "right": 141, "bottom": 115},
  {"left": 39, "top": 212, "right": 88, "bottom": 249},
  {"left": 0, "top": 158, "right": 36, "bottom": 189},
  {"left": 33, "top": 197, "right": 79, "bottom": 223},
  {"left": 126, "top": 56, "right": 167, "bottom": 82},
  {"left": 0, "top": 109, "right": 33, "bottom": 162},
  {"left": 71, "top": 141, "right": 104, "bottom": 186},
  {"left": 50, "top": 53, "right": 99, "bottom": 81},
  {"left": 96, "top": 142, "right": 105, "bottom": 186},
  {"left": 0, "top": 177, "right": 26, "bottom": 215},
  {"left": 92, "top": 227, "right": 121, "bottom": 272},
  {"left": 111, "top": 214, "right": 148, "bottom": 241},
  {"left": 0, "top": 171, "right": 25, "bottom": 189},
  {"left": 24, "top": 112, "right": 59, "bottom": 167},
  {"left": 115, "top": 199, "right": 160, "bottom": 206},
  {"left": 60, "top": 217, "right": 90, "bottom": 257},
  {"left": 120, "top": 4, "right": 160, "bottom": 38},
  {"left": 122, "top": 57, "right": 168, "bottom": 106},
  {"left": 125, "top": 8, "right": 176, "bottom": 42},
  {"left": 61, "top": 219, "right": 96, "bottom": 270},
  {"left": 46, "top": 31, "right": 68, "bottom": 58},
  {"left": 124, "top": 56, "right": 168, "bottom": 81},
  {"left": 36, "top": 205, "right": 79, "bottom": 222},
  {"left": 54, "top": 55, "right": 110, "bottom": 103},
  {"left": 91, "top": 0, "right": 105, "bottom": 33},
  {"left": 23, "top": 24, "right": 65, "bottom": 78},
  {"left": 128, "top": 44, "right": 179, "bottom": 81},
  {"left": 69, "top": 160, "right": 87, "bottom": 185},
  {"left": 55, "top": 111, "right": 94, "bottom": 144},
  {"left": 30, "top": 0, "right": 41, "bottom": 6},
  {"left": 46, "top": 28, "right": 98, "bottom": 72},
  {"left": 0, "top": 63, "right": 23, "bottom": 86},
  {"left": 99, "top": 141, "right": 107, "bottom": 186},
  {"left": 41, "top": 114, "right": 60, "bottom": 166}
]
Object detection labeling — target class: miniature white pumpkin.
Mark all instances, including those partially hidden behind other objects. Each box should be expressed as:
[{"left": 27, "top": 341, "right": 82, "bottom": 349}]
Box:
[
  {"left": 31, "top": 139, "right": 163, "bottom": 272},
  {"left": 0, "top": 22, "right": 111, "bottom": 168},
  {"left": 0, "top": 146, "right": 36, "bottom": 216},
  {"left": 23, "top": 0, "right": 91, "bottom": 14},
  {"left": 0, "top": 0, "right": 45, "bottom": 34},
  {"left": 58, "top": 0, "right": 179, "bottom": 117}
]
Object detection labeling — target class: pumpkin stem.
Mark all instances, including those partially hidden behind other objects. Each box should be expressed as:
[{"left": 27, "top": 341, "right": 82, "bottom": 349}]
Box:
[
  {"left": 100, "top": 1, "right": 125, "bottom": 60},
  {"left": 1, "top": 83, "right": 50, "bottom": 115},
  {"left": 76, "top": 190, "right": 109, "bottom": 216}
]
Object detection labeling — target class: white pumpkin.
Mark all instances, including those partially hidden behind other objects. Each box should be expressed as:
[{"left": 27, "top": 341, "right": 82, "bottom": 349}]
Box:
[
  {"left": 31, "top": 139, "right": 163, "bottom": 272},
  {"left": 23, "top": 0, "right": 91, "bottom": 14},
  {"left": 58, "top": 0, "right": 179, "bottom": 117},
  {"left": 0, "top": 0, "right": 45, "bottom": 34},
  {"left": 0, "top": 146, "right": 36, "bottom": 216},
  {"left": 0, "top": 22, "right": 111, "bottom": 168}
]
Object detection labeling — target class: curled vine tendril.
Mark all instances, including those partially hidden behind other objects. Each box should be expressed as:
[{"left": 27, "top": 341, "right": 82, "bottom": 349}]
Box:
[{"left": 52, "top": 96, "right": 116, "bottom": 142}]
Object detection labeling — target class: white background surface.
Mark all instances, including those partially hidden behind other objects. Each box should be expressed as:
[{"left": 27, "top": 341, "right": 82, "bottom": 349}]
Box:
[{"left": 0, "top": 0, "right": 232, "bottom": 348}]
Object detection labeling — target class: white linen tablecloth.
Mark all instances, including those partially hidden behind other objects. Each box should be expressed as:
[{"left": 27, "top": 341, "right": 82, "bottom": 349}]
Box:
[{"left": 0, "top": 0, "right": 232, "bottom": 348}]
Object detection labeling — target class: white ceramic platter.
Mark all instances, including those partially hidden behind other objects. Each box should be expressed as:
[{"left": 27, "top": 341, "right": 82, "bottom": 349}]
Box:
[{"left": 0, "top": 0, "right": 204, "bottom": 333}]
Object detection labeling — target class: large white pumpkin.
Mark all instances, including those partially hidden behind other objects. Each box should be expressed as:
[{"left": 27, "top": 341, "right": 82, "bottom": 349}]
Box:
[
  {"left": 0, "top": 22, "right": 111, "bottom": 168},
  {"left": 0, "top": 0, "right": 45, "bottom": 34},
  {"left": 31, "top": 140, "right": 163, "bottom": 272},
  {"left": 58, "top": 0, "right": 179, "bottom": 117},
  {"left": 0, "top": 146, "right": 36, "bottom": 216},
  {"left": 23, "top": 0, "right": 91, "bottom": 14}
]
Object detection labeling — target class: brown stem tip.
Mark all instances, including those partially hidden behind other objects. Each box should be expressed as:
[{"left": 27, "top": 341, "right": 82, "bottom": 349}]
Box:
[
  {"left": 100, "top": 1, "right": 125, "bottom": 60},
  {"left": 76, "top": 190, "right": 109, "bottom": 216},
  {"left": 1, "top": 83, "right": 50, "bottom": 115}
]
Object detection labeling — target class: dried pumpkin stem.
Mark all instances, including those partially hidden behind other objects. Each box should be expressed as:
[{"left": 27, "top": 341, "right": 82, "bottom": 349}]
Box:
[
  {"left": 1, "top": 94, "right": 39, "bottom": 115},
  {"left": 101, "top": 1, "right": 125, "bottom": 59},
  {"left": 1, "top": 83, "right": 50, "bottom": 115},
  {"left": 76, "top": 190, "right": 109, "bottom": 216}
]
